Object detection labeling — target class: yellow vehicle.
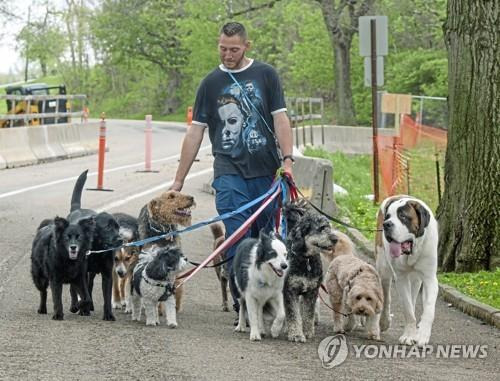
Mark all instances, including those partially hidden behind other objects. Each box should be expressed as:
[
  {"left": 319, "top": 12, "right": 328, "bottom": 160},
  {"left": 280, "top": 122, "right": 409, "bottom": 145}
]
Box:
[{"left": 0, "top": 83, "right": 69, "bottom": 128}]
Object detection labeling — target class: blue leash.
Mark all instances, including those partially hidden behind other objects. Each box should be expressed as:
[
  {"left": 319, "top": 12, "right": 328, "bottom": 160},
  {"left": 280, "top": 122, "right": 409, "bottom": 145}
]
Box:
[{"left": 87, "top": 178, "right": 284, "bottom": 255}]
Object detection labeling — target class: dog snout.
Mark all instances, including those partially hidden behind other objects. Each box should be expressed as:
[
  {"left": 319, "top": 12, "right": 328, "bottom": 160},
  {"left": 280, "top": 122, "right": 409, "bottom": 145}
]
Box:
[
  {"left": 116, "top": 269, "right": 125, "bottom": 278},
  {"left": 70, "top": 245, "right": 78, "bottom": 251},
  {"left": 383, "top": 220, "right": 393, "bottom": 231},
  {"left": 280, "top": 262, "right": 288, "bottom": 270}
]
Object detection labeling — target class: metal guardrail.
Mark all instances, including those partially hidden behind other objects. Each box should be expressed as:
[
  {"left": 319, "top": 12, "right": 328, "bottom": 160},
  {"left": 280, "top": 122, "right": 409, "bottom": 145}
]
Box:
[
  {"left": 0, "top": 94, "right": 87, "bottom": 127},
  {"left": 286, "top": 97, "right": 325, "bottom": 146}
]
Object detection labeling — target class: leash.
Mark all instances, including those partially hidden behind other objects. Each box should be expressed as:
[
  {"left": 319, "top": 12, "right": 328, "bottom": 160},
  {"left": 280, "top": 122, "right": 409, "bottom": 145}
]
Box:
[
  {"left": 291, "top": 183, "right": 382, "bottom": 233},
  {"left": 176, "top": 181, "right": 283, "bottom": 286},
  {"left": 319, "top": 283, "right": 351, "bottom": 317},
  {"left": 86, "top": 178, "right": 283, "bottom": 255}
]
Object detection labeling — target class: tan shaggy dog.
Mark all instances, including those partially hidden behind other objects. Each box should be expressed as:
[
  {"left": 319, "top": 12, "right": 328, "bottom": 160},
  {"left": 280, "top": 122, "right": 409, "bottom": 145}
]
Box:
[
  {"left": 209, "top": 223, "right": 230, "bottom": 312},
  {"left": 325, "top": 243, "right": 384, "bottom": 340},
  {"left": 137, "top": 190, "right": 195, "bottom": 313},
  {"left": 112, "top": 246, "right": 139, "bottom": 312}
]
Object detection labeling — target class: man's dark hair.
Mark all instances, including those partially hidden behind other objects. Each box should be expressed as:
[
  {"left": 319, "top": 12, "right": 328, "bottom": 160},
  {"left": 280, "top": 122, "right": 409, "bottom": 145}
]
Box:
[{"left": 220, "top": 22, "right": 247, "bottom": 40}]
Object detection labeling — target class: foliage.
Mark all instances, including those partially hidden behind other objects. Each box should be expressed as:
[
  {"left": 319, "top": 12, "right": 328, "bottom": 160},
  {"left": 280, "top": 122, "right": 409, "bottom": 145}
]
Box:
[
  {"left": 6, "top": 0, "right": 449, "bottom": 123},
  {"left": 439, "top": 268, "right": 500, "bottom": 309},
  {"left": 303, "top": 146, "right": 379, "bottom": 240}
]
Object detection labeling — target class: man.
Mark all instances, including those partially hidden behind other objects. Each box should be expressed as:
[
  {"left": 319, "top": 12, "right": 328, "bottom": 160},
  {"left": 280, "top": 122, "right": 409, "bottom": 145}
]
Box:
[{"left": 170, "top": 21, "right": 294, "bottom": 323}]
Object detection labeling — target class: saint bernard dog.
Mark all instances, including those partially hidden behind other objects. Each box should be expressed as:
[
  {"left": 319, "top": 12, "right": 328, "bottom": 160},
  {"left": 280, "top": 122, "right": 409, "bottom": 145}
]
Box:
[{"left": 375, "top": 195, "right": 438, "bottom": 346}]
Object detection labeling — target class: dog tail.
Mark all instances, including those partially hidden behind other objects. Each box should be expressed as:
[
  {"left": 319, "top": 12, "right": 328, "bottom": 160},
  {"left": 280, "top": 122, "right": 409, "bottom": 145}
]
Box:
[
  {"left": 70, "top": 170, "right": 88, "bottom": 212},
  {"left": 210, "top": 223, "right": 225, "bottom": 240}
]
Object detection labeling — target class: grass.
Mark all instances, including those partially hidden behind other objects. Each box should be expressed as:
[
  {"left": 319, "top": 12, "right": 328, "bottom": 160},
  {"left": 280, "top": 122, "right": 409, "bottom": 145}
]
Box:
[
  {"left": 439, "top": 269, "right": 500, "bottom": 309},
  {"left": 304, "top": 146, "right": 499, "bottom": 309}
]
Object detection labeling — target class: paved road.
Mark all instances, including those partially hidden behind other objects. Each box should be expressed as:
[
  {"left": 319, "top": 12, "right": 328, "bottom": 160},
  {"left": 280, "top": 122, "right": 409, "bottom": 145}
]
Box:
[{"left": 0, "top": 120, "right": 498, "bottom": 380}]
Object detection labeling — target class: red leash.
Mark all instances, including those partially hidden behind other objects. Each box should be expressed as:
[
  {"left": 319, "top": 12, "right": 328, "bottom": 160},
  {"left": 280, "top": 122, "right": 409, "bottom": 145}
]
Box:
[{"left": 176, "top": 183, "right": 282, "bottom": 286}]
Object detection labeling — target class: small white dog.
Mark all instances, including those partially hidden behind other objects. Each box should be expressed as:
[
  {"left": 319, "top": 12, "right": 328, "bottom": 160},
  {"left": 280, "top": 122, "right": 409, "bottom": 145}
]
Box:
[
  {"left": 231, "top": 230, "right": 288, "bottom": 341},
  {"left": 376, "top": 195, "right": 438, "bottom": 346},
  {"left": 131, "top": 247, "right": 188, "bottom": 327}
]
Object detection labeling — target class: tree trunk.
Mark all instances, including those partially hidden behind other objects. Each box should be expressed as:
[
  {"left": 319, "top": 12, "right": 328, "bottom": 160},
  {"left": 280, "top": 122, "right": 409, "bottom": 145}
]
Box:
[
  {"left": 437, "top": 0, "right": 500, "bottom": 272},
  {"left": 333, "top": 39, "right": 356, "bottom": 125},
  {"left": 316, "top": 0, "right": 373, "bottom": 125},
  {"left": 162, "top": 69, "right": 182, "bottom": 115}
]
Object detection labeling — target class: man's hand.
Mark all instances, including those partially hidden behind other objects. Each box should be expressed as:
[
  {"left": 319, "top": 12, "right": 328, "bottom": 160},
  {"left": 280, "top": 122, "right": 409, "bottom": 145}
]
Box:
[{"left": 169, "top": 180, "right": 183, "bottom": 192}]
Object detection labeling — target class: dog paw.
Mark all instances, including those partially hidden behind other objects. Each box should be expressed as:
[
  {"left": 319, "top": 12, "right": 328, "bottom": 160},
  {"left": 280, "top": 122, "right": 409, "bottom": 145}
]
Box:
[
  {"left": 333, "top": 327, "right": 345, "bottom": 334},
  {"left": 112, "top": 301, "right": 122, "bottom": 309},
  {"left": 124, "top": 307, "right": 132, "bottom": 314},
  {"left": 415, "top": 327, "right": 431, "bottom": 347},
  {"left": 37, "top": 307, "right": 47, "bottom": 314},
  {"left": 167, "top": 322, "right": 178, "bottom": 329},
  {"left": 102, "top": 313, "right": 116, "bottom": 321},
  {"left": 222, "top": 304, "right": 230, "bottom": 312},
  {"left": 250, "top": 332, "right": 262, "bottom": 341},
  {"left": 234, "top": 324, "right": 246, "bottom": 333},
  {"left": 367, "top": 332, "right": 381, "bottom": 341},
  {"left": 288, "top": 334, "right": 306, "bottom": 343},
  {"left": 146, "top": 320, "right": 157, "bottom": 326},
  {"left": 69, "top": 305, "right": 79, "bottom": 314},
  {"left": 399, "top": 333, "right": 417, "bottom": 346},
  {"left": 52, "top": 313, "right": 64, "bottom": 321}
]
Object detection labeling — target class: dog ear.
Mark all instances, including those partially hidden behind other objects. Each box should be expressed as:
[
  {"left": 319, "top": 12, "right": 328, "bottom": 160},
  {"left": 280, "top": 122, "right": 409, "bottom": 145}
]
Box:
[
  {"left": 53, "top": 216, "right": 69, "bottom": 233},
  {"left": 408, "top": 201, "right": 430, "bottom": 237},
  {"left": 79, "top": 216, "right": 96, "bottom": 234}
]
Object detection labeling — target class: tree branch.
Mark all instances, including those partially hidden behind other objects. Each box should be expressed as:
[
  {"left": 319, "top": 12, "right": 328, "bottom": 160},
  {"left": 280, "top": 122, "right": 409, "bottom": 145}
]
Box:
[{"left": 229, "top": 0, "right": 282, "bottom": 17}]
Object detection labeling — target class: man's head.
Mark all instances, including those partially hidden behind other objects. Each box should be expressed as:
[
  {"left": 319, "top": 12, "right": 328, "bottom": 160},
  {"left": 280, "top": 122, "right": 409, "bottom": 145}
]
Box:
[{"left": 218, "top": 22, "right": 250, "bottom": 70}]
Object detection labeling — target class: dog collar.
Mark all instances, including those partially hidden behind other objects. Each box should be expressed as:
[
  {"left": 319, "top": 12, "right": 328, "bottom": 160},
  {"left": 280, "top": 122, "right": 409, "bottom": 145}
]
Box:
[{"left": 148, "top": 218, "right": 176, "bottom": 241}]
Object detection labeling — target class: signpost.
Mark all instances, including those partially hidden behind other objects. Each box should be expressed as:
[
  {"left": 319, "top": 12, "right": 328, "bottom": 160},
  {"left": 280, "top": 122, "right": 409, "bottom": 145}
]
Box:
[{"left": 359, "top": 15, "right": 388, "bottom": 203}]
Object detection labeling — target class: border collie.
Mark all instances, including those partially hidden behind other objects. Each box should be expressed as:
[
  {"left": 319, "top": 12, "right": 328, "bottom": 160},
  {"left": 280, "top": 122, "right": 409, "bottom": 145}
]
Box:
[{"left": 230, "top": 230, "right": 288, "bottom": 341}]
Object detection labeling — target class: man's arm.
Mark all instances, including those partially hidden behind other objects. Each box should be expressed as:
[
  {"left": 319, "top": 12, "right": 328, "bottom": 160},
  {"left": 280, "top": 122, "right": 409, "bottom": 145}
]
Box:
[
  {"left": 273, "top": 111, "right": 294, "bottom": 175},
  {"left": 170, "top": 125, "right": 205, "bottom": 191}
]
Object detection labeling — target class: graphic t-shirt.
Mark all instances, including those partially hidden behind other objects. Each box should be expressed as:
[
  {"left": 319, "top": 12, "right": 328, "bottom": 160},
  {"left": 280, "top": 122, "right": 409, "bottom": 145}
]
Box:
[{"left": 192, "top": 59, "right": 287, "bottom": 179}]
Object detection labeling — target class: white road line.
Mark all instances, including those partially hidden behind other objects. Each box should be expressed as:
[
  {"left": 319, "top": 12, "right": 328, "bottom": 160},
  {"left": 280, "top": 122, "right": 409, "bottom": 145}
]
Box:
[
  {"left": 0, "top": 145, "right": 212, "bottom": 200},
  {"left": 97, "top": 167, "right": 213, "bottom": 212}
]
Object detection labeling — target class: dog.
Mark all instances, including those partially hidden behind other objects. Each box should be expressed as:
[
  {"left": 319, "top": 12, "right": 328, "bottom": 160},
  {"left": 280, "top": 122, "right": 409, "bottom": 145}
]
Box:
[
  {"left": 315, "top": 229, "right": 355, "bottom": 323},
  {"left": 230, "top": 230, "right": 288, "bottom": 341},
  {"left": 375, "top": 195, "right": 438, "bottom": 346},
  {"left": 31, "top": 216, "right": 95, "bottom": 320},
  {"left": 131, "top": 246, "right": 189, "bottom": 327},
  {"left": 67, "top": 170, "right": 123, "bottom": 321},
  {"left": 325, "top": 251, "right": 384, "bottom": 340},
  {"left": 210, "top": 223, "right": 230, "bottom": 312},
  {"left": 111, "top": 212, "right": 140, "bottom": 312},
  {"left": 282, "top": 202, "right": 338, "bottom": 342},
  {"left": 137, "top": 190, "right": 195, "bottom": 313}
]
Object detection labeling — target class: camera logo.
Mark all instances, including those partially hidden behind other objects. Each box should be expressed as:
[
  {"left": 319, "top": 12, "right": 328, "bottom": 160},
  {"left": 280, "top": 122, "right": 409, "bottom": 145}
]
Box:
[{"left": 317, "top": 334, "right": 348, "bottom": 368}]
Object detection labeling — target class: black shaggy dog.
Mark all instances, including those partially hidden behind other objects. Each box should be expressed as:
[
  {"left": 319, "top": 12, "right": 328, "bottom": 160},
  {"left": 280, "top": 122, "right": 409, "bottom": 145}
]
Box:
[
  {"left": 282, "top": 202, "right": 338, "bottom": 342},
  {"left": 31, "top": 216, "right": 95, "bottom": 320},
  {"left": 68, "top": 170, "right": 123, "bottom": 321}
]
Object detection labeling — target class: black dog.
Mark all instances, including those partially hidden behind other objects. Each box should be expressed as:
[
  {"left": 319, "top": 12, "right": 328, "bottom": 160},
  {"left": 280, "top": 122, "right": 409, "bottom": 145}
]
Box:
[
  {"left": 68, "top": 170, "right": 123, "bottom": 321},
  {"left": 31, "top": 216, "right": 95, "bottom": 320},
  {"left": 282, "top": 202, "right": 338, "bottom": 342}
]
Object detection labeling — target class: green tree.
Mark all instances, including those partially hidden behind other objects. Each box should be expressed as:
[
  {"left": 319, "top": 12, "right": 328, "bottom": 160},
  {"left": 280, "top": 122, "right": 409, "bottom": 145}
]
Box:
[{"left": 437, "top": 0, "right": 499, "bottom": 272}]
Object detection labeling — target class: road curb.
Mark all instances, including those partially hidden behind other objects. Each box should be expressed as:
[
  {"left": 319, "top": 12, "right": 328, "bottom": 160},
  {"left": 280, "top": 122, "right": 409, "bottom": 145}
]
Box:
[{"left": 344, "top": 226, "right": 500, "bottom": 330}]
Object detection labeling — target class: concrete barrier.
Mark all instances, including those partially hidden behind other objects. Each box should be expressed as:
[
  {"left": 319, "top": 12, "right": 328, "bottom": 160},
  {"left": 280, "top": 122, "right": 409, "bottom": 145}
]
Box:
[
  {"left": 27, "top": 125, "right": 60, "bottom": 161},
  {"left": 293, "top": 125, "right": 395, "bottom": 154},
  {"left": 45, "top": 125, "right": 69, "bottom": 158},
  {"left": 78, "top": 122, "right": 99, "bottom": 154},
  {"left": 0, "top": 152, "right": 6, "bottom": 169},
  {"left": 0, "top": 127, "right": 38, "bottom": 167},
  {"left": 293, "top": 155, "right": 337, "bottom": 216},
  {"left": 56, "top": 124, "right": 86, "bottom": 157}
]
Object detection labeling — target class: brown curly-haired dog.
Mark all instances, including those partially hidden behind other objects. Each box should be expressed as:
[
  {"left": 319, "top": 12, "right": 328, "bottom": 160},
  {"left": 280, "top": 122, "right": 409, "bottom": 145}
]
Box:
[
  {"left": 325, "top": 253, "right": 384, "bottom": 340},
  {"left": 137, "top": 190, "right": 195, "bottom": 313}
]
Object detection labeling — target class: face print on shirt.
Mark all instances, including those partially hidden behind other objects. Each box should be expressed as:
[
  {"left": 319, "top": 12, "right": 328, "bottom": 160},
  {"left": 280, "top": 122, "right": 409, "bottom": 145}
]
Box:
[{"left": 218, "top": 80, "right": 267, "bottom": 156}]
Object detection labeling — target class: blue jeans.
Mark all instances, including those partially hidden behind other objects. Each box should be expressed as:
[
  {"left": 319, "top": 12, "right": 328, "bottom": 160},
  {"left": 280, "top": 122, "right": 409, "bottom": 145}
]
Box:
[{"left": 212, "top": 174, "right": 277, "bottom": 312}]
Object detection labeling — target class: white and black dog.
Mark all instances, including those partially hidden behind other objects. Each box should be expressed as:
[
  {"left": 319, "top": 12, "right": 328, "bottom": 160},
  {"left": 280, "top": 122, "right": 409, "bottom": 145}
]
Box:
[
  {"left": 375, "top": 195, "right": 438, "bottom": 346},
  {"left": 131, "top": 246, "right": 188, "bottom": 327},
  {"left": 230, "top": 230, "right": 288, "bottom": 341}
]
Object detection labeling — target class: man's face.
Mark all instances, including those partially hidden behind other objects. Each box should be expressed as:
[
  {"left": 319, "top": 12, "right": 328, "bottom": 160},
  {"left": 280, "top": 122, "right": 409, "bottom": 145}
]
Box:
[
  {"left": 218, "top": 34, "right": 249, "bottom": 70},
  {"left": 218, "top": 102, "right": 244, "bottom": 149}
]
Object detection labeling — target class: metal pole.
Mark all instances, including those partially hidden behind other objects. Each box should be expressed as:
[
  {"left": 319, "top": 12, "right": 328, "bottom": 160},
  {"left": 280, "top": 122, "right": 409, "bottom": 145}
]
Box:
[
  {"left": 301, "top": 99, "right": 306, "bottom": 145},
  {"left": 309, "top": 98, "right": 314, "bottom": 146},
  {"left": 406, "top": 158, "right": 411, "bottom": 195},
  {"left": 370, "top": 19, "right": 380, "bottom": 204},
  {"left": 321, "top": 98, "right": 325, "bottom": 145}
]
